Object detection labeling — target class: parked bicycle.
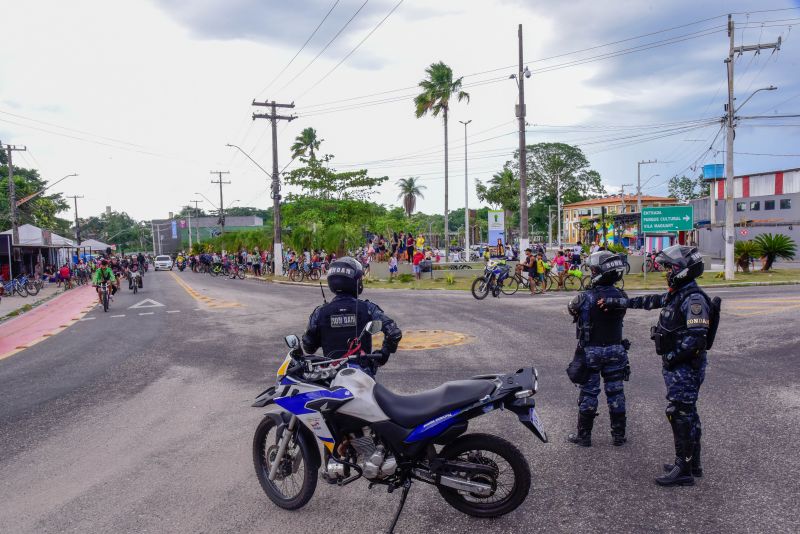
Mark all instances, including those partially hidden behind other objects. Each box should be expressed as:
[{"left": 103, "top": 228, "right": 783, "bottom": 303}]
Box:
[{"left": 643, "top": 252, "right": 665, "bottom": 273}]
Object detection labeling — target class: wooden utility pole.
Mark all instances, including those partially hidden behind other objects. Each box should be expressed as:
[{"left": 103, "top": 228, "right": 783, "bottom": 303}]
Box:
[
  {"left": 3, "top": 142, "right": 27, "bottom": 245},
  {"left": 66, "top": 195, "right": 84, "bottom": 246},
  {"left": 189, "top": 199, "right": 202, "bottom": 249},
  {"left": 636, "top": 159, "right": 657, "bottom": 248},
  {"left": 252, "top": 100, "right": 296, "bottom": 275},
  {"left": 210, "top": 171, "right": 230, "bottom": 234},
  {"left": 517, "top": 24, "right": 529, "bottom": 253},
  {"left": 723, "top": 14, "right": 781, "bottom": 280}
]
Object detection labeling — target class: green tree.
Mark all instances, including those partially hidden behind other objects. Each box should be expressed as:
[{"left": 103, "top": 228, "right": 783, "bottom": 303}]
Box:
[
  {"left": 414, "top": 61, "right": 469, "bottom": 259},
  {"left": 507, "top": 142, "right": 604, "bottom": 203},
  {"left": 0, "top": 152, "right": 70, "bottom": 235},
  {"left": 290, "top": 127, "right": 323, "bottom": 161},
  {"left": 285, "top": 155, "right": 387, "bottom": 201},
  {"left": 476, "top": 168, "right": 521, "bottom": 239},
  {"left": 177, "top": 205, "right": 208, "bottom": 217},
  {"left": 753, "top": 233, "right": 796, "bottom": 271},
  {"left": 668, "top": 175, "right": 705, "bottom": 201},
  {"left": 396, "top": 177, "right": 426, "bottom": 216}
]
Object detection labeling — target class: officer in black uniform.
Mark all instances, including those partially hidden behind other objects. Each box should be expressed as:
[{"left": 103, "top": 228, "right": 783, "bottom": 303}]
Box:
[
  {"left": 599, "top": 245, "right": 719, "bottom": 487},
  {"left": 567, "top": 251, "right": 630, "bottom": 447},
  {"left": 302, "top": 257, "right": 402, "bottom": 375}
]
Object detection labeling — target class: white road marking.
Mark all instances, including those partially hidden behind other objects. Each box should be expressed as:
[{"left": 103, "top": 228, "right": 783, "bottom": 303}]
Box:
[
  {"left": 138, "top": 312, "right": 155, "bottom": 316},
  {"left": 111, "top": 315, "right": 126, "bottom": 318},
  {"left": 79, "top": 317, "right": 96, "bottom": 321},
  {"left": 129, "top": 298, "right": 165, "bottom": 309},
  {"left": 166, "top": 310, "right": 180, "bottom": 313}
]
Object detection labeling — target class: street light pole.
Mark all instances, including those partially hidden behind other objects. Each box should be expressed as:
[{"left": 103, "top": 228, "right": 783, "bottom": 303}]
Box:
[
  {"left": 636, "top": 159, "right": 657, "bottom": 249},
  {"left": 459, "top": 119, "right": 471, "bottom": 259},
  {"left": 517, "top": 24, "right": 529, "bottom": 253}
]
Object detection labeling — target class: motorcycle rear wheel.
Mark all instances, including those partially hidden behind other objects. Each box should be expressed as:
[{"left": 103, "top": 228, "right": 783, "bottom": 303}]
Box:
[
  {"left": 437, "top": 433, "right": 531, "bottom": 518},
  {"left": 253, "top": 415, "right": 317, "bottom": 510},
  {"left": 471, "top": 277, "right": 490, "bottom": 300}
]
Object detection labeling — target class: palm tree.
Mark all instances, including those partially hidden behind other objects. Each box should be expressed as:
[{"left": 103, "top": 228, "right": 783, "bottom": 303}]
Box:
[
  {"left": 396, "top": 177, "right": 427, "bottom": 216},
  {"left": 290, "top": 127, "right": 323, "bottom": 160},
  {"left": 753, "top": 233, "right": 796, "bottom": 271},
  {"left": 414, "top": 62, "right": 469, "bottom": 260}
]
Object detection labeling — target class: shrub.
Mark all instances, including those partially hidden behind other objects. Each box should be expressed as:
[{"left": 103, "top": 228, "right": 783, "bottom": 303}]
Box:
[
  {"left": 444, "top": 273, "right": 456, "bottom": 285},
  {"left": 753, "top": 233, "right": 796, "bottom": 271},
  {"left": 398, "top": 273, "right": 414, "bottom": 283},
  {"left": 734, "top": 240, "right": 759, "bottom": 272}
]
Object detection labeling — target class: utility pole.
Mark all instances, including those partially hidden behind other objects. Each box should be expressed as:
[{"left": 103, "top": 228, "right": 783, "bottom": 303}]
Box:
[
  {"left": 723, "top": 14, "right": 781, "bottom": 280},
  {"left": 517, "top": 24, "right": 530, "bottom": 254},
  {"left": 189, "top": 199, "right": 202, "bottom": 250},
  {"left": 636, "top": 159, "right": 657, "bottom": 249},
  {"left": 252, "top": 99, "right": 296, "bottom": 275},
  {"left": 66, "top": 195, "right": 84, "bottom": 247},
  {"left": 459, "top": 120, "right": 471, "bottom": 260},
  {"left": 210, "top": 171, "right": 230, "bottom": 234},
  {"left": 3, "top": 142, "right": 27, "bottom": 245},
  {"left": 619, "top": 184, "right": 633, "bottom": 213}
]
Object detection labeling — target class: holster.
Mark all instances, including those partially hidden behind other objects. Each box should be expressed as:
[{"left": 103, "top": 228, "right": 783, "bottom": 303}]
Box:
[
  {"left": 567, "top": 347, "right": 590, "bottom": 385},
  {"left": 651, "top": 326, "right": 670, "bottom": 355}
]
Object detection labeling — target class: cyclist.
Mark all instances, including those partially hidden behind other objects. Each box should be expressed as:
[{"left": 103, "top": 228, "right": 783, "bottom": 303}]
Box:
[
  {"left": 59, "top": 262, "right": 73, "bottom": 290},
  {"left": 92, "top": 259, "right": 117, "bottom": 305}
]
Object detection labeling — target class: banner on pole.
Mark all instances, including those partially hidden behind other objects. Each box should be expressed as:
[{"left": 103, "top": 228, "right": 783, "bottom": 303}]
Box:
[
  {"left": 488, "top": 210, "right": 505, "bottom": 245},
  {"left": 171, "top": 220, "right": 178, "bottom": 239}
]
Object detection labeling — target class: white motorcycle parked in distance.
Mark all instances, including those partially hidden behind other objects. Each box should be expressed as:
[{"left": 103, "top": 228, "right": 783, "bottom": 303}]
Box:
[{"left": 251, "top": 321, "right": 547, "bottom": 532}]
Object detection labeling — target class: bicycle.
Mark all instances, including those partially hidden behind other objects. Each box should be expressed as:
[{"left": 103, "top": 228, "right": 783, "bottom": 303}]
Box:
[
  {"left": 18, "top": 274, "right": 41, "bottom": 295},
  {"left": 581, "top": 274, "right": 625, "bottom": 291},
  {"left": 229, "top": 263, "right": 246, "bottom": 280},
  {"left": 98, "top": 281, "right": 111, "bottom": 312},
  {"left": 2, "top": 277, "right": 29, "bottom": 297}
]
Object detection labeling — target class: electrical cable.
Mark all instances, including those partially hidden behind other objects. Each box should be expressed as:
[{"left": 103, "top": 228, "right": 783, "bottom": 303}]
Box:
[{"left": 256, "top": 0, "right": 341, "bottom": 97}]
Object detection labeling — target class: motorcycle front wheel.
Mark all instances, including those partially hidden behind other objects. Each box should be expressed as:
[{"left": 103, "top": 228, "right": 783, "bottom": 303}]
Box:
[
  {"left": 437, "top": 433, "right": 531, "bottom": 518},
  {"left": 252, "top": 415, "right": 317, "bottom": 510},
  {"left": 471, "top": 277, "right": 490, "bottom": 300}
]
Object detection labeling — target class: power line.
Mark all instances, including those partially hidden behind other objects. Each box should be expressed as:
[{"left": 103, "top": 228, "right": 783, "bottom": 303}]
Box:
[
  {"left": 275, "top": 0, "right": 370, "bottom": 95},
  {"left": 256, "top": 0, "right": 341, "bottom": 97},
  {"left": 298, "top": 0, "right": 404, "bottom": 99},
  {"left": 734, "top": 151, "right": 800, "bottom": 156}
]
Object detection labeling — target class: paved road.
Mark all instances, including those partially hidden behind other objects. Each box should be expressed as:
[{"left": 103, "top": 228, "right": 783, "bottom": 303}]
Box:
[{"left": 1, "top": 270, "right": 799, "bottom": 533}]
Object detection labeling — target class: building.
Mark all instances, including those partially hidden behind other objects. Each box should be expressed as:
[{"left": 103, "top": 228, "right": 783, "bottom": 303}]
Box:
[
  {"left": 150, "top": 215, "right": 264, "bottom": 255},
  {"left": 1, "top": 224, "right": 77, "bottom": 279},
  {"left": 563, "top": 194, "right": 679, "bottom": 247},
  {"left": 690, "top": 167, "right": 799, "bottom": 258}
]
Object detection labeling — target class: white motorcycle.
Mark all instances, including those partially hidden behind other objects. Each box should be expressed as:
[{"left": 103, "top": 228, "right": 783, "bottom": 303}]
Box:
[{"left": 251, "top": 321, "right": 547, "bottom": 532}]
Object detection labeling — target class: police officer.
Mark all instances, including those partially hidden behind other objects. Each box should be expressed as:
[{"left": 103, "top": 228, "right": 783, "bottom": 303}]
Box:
[
  {"left": 566, "top": 251, "right": 630, "bottom": 447},
  {"left": 302, "top": 257, "right": 402, "bottom": 375},
  {"left": 599, "top": 245, "right": 718, "bottom": 487}
]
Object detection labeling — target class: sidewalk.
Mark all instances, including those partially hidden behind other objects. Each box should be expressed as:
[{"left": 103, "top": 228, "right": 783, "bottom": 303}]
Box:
[
  {"left": 0, "top": 283, "right": 66, "bottom": 319},
  {"left": 0, "top": 285, "right": 97, "bottom": 360}
]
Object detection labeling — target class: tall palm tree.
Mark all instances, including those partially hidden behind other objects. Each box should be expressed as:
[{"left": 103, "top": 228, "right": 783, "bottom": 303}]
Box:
[
  {"left": 290, "top": 127, "right": 323, "bottom": 160},
  {"left": 414, "top": 62, "right": 469, "bottom": 259},
  {"left": 396, "top": 177, "right": 427, "bottom": 216}
]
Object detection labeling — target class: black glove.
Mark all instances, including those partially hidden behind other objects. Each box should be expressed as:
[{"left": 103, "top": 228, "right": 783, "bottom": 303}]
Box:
[{"left": 378, "top": 347, "right": 391, "bottom": 366}]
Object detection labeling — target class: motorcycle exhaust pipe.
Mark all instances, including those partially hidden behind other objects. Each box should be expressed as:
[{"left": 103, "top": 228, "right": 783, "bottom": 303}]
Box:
[{"left": 437, "top": 475, "right": 493, "bottom": 497}]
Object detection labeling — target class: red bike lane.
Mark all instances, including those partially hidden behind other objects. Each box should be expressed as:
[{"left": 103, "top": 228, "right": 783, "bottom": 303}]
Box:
[{"left": 0, "top": 285, "right": 98, "bottom": 361}]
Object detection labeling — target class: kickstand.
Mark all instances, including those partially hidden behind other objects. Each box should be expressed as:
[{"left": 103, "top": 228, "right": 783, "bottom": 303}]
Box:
[{"left": 385, "top": 479, "right": 411, "bottom": 534}]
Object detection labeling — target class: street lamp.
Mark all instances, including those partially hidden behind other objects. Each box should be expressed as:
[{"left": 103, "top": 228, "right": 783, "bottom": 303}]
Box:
[
  {"left": 735, "top": 85, "right": 777, "bottom": 113},
  {"left": 15, "top": 173, "right": 78, "bottom": 207},
  {"left": 194, "top": 192, "right": 218, "bottom": 210},
  {"left": 225, "top": 143, "right": 272, "bottom": 178},
  {"left": 459, "top": 119, "right": 471, "bottom": 260}
]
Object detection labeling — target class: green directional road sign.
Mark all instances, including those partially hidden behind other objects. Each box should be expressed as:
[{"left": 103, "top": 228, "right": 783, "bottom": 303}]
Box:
[{"left": 641, "top": 205, "right": 694, "bottom": 233}]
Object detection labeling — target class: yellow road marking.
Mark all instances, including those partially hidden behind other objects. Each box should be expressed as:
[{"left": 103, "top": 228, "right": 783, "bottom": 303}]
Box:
[{"left": 168, "top": 272, "right": 243, "bottom": 309}]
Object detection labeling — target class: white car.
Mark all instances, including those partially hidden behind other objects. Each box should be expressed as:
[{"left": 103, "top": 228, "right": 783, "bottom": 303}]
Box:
[{"left": 154, "top": 255, "right": 173, "bottom": 271}]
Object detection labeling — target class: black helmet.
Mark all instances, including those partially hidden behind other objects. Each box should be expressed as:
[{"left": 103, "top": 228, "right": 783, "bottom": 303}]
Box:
[
  {"left": 327, "top": 257, "right": 363, "bottom": 296},
  {"left": 656, "top": 245, "right": 704, "bottom": 289},
  {"left": 587, "top": 251, "right": 625, "bottom": 287}
]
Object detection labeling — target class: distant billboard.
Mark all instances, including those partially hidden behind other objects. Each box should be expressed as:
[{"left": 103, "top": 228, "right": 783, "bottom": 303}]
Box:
[{"left": 703, "top": 164, "right": 724, "bottom": 179}]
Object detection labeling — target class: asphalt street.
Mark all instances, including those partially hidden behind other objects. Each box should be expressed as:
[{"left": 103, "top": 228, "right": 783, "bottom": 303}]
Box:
[{"left": 1, "top": 269, "right": 799, "bottom": 533}]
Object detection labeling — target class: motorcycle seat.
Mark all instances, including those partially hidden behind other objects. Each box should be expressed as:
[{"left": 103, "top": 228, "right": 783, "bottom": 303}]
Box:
[{"left": 373, "top": 380, "right": 495, "bottom": 428}]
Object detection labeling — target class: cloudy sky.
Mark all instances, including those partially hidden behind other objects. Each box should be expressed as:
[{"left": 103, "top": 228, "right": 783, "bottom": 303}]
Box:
[{"left": 1, "top": 0, "right": 799, "bottom": 222}]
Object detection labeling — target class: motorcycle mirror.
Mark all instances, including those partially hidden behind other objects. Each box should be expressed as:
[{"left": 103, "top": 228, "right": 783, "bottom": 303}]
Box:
[
  {"left": 284, "top": 335, "right": 300, "bottom": 349},
  {"left": 363, "top": 320, "right": 382, "bottom": 336}
]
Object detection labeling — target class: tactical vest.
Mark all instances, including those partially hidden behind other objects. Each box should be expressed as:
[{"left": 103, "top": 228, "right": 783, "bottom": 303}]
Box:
[
  {"left": 653, "top": 285, "right": 720, "bottom": 354},
  {"left": 318, "top": 296, "right": 374, "bottom": 359},
  {"left": 578, "top": 285, "right": 626, "bottom": 347}
]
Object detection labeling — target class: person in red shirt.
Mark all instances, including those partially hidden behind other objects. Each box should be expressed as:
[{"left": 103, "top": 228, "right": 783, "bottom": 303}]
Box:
[
  {"left": 412, "top": 249, "right": 425, "bottom": 280},
  {"left": 59, "top": 263, "right": 72, "bottom": 290}
]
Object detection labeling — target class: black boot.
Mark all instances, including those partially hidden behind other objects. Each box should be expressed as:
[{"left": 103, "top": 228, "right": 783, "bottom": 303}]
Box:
[
  {"left": 567, "top": 412, "right": 595, "bottom": 447},
  {"left": 656, "top": 414, "right": 694, "bottom": 487},
  {"left": 663, "top": 424, "right": 703, "bottom": 477},
  {"left": 610, "top": 412, "right": 627, "bottom": 446}
]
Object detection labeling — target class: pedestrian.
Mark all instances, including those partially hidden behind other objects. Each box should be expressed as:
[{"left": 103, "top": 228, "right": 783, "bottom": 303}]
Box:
[
  {"left": 406, "top": 234, "right": 415, "bottom": 264},
  {"left": 552, "top": 250, "right": 567, "bottom": 289},
  {"left": 388, "top": 251, "right": 398, "bottom": 280},
  {"left": 412, "top": 248, "right": 424, "bottom": 279},
  {"left": 253, "top": 251, "right": 262, "bottom": 277},
  {"left": 535, "top": 252, "right": 547, "bottom": 293},
  {"left": 521, "top": 248, "right": 536, "bottom": 295},
  {"left": 567, "top": 252, "right": 630, "bottom": 447},
  {"left": 598, "top": 245, "right": 720, "bottom": 487}
]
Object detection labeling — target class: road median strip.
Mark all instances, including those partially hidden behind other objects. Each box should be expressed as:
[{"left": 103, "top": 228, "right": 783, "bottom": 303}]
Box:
[{"left": 168, "top": 272, "right": 242, "bottom": 309}]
